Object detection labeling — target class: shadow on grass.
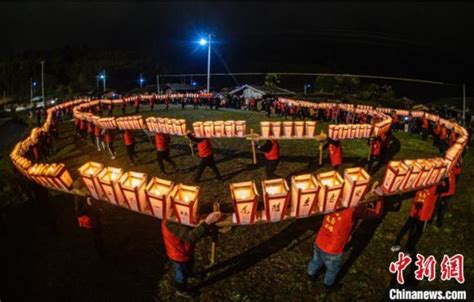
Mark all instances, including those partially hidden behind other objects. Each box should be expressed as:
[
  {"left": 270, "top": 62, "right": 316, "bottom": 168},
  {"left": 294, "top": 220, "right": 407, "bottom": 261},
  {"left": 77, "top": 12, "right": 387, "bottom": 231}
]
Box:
[{"left": 193, "top": 217, "right": 320, "bottom": 290}]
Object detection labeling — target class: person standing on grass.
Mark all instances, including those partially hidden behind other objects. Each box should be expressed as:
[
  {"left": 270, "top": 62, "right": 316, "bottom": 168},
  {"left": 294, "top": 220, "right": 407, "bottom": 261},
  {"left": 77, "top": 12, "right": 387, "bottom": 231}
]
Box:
[
  {"left": 107, "top": 102, "right": 114, "bottom": 116},
  {"left": 134, "top": 96, "right": 140, "bottom": 113},
  {"left": 103, "top": 128, "right": 116, "bottom": 159},
  {"left": 367, "top": 136, "right": 382, "bottom": 173},
  {"left": 324, "top": 138, "right": 342, "bottom": 170},
  {"left": 155, "top": 132, "right": 178, "bottom": 174},
  {"left": 186, "top": 131, "right": 222, "bottom": 183},
  {"left": 162, "top": 211, "right": 222, "bottom": 298},
  {"left": 257, "top": 139, "right": 280, "bottom": 179},
  {"left": 123, "top": 129, "right": 138, "bottom": 165},
  {"left": 87, "top": 120, "right": 95, "bottom": 146},
  {"left": 434, "top": 169, "right": 456, "bottom": 227},
  {"left": 438, "top": 124, "right": 448, "bottom": 154},
  {"left": 74, "top": 197, "right": 104, "bottom": 259},
  {"left": 421, "top": 114, "right": 429, "bottom": 140},
  {"left": 390, "top": 183, "right": 445, "bottom": 254},
  {"left": 433, "top": 121, "right": 441, "bottom": 147},
  {"left": 149, "top": 95, "right": 155, "bottom": 111},
  {"left": 308, "top": 196, "right": 383, "bottom": 290},
  {"left": 121, "top": 99, "right": 126, "bottom": 115},
  {"left": 94, "top": 124, "right": 104, "bottom": 152}
]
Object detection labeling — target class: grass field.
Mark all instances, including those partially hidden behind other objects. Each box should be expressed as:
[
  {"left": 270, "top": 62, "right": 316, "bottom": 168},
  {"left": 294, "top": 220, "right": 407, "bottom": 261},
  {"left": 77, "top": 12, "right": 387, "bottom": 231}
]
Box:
[{"left": 2, "top": 103, "right": 473, "bottom": 301}]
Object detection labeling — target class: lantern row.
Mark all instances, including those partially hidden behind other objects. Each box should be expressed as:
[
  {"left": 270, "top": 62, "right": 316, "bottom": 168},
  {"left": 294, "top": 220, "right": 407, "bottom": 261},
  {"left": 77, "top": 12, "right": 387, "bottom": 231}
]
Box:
[{"left": 260, "top": 121, "right": 317, "bottom": 138}]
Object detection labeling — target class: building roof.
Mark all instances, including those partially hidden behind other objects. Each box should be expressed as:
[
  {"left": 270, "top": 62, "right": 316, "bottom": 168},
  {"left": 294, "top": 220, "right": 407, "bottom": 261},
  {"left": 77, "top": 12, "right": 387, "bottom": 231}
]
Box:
[
  {"left": 229, "top": 84, "right": 295, "bottom": 96},
  {"left": 164, "top": 83, "right": 200, "bottom": 92}
]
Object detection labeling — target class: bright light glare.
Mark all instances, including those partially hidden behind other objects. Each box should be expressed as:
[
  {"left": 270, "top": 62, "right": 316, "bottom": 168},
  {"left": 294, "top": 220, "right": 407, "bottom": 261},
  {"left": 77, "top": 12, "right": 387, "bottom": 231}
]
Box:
[
  {"left": 199, "top": 38, "right": 207, "bottom": 46},
  {"left": 99, "top": 75, "right": 105, "bottom": 79}
]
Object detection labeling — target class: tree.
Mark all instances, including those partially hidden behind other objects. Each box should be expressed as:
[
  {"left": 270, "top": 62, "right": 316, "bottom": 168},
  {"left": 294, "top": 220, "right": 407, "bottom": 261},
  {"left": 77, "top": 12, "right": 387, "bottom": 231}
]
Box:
[
  {"left": 264, "top": 73, "right": 280, "bottom": 87},
  {"left": 315, "top": 75, "right": 338, "bottom": 93}
]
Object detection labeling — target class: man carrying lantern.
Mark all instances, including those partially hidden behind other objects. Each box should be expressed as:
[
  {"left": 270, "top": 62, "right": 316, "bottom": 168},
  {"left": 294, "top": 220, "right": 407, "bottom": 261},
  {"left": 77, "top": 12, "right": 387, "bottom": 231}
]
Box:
[
  {"left": 123, "top": 129, "right": 139, "bottom": 165},
  {"left": 434, "top": 169, "right": 456, "bottom": 227},
  {"left": 186, "top": 131, "right": 223, "bottom": 183},
  {"left": 257, "top": 139, "right": 280, "bottom": 179},
  {"left": 438, "top": 124, "right": 448, "bottom": 154},
  {"left": 390, "top": 183, "right": 446, "bottom": 254},
  {"left": 324, "top": 138, "right": 342, "bottom": 170},
  {"left": 162, "top": 211, "right": 222, "bottom": 298},
  {"left": 155, "top": 132, "right": 179, "bottom": 175},
  {"left": 94, "top": 124, "right": 104, "bottom": 152},
  {"left": 308, "top": 196, "right": 383, "bottom": 289}
]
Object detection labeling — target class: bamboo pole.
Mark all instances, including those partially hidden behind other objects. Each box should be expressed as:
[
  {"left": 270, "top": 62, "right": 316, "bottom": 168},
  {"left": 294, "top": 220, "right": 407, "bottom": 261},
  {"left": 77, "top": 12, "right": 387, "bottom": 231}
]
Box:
[
  {"left": 210, "top": 202, "right": 220, "bottom": 265},
  {"left": 250, "top": 128, "right": 257, "bottom": 164},
  {"left": 187, "top": 137, "right": 195, "bottom": 156}
]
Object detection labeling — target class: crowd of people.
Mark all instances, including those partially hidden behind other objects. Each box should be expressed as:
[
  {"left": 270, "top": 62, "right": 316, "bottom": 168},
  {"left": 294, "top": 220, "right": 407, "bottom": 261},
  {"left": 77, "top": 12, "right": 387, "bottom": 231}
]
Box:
[{"left": 24, "top": 97, "right": 469, "bottom": 298}]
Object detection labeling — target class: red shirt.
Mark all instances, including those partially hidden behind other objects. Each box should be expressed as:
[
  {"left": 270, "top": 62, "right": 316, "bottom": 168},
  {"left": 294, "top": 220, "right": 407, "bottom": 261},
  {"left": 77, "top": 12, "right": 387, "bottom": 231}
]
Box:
[
  {"left": 422, "top": 117, "right": 429, "bottom": 129},
  {"left": 328, "top": 141, "right": 342, "bottom": 167},
  {"left": 371, "top": 138, "right": 382, "bottom": 156},
  {"left": 197, "top": 138, "right": 213, "bottom": 158},
  {"left": 123, "top": 130, "right": 134, "bottom": 146},
  {"left": 440, "top": 171, "right": 456, "bottom": 197},
  {"left": 134, "top": 99, "right": 140, "bottom": 107},
  {"left": 87, "top": 122, "right": 94, "bottom": 133},
  {"left": 94, "top": 125, "right": 102, "bottom": 137},
  {"left": 316, "top": 199, "right": 383, "bottom": 254},
  {"left": 162, "top": 220, "right": 195, "bottom": 262},
  {"left": 80, "top": 119, "right": 86, "bottom": 130},
  {"left": 409, "top": 185, "right": 438, "bottom": 221},
  {"left": 155, "top": 133, "right": 170, "bottom": 151},
  {"left": 105, "top": 129, "right": 113, "bottom": 144},
  {"left": 449, "top": 131, "right": 456, "bottom": 146},
  {"left": 440, "top": 127, "right": 447, "bottom": 140},
  {"left": 434, "top": 123, "right": 441, "bottom": 135},
  {"left": 264, "top": 140, "right": 280, "bottom": 160}
]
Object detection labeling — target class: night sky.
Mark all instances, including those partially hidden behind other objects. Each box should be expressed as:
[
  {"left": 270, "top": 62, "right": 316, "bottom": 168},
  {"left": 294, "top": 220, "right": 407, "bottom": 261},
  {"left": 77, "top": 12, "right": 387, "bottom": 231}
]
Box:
[{"left": 2, "top": 2, "right": 474, "bottom": 84}]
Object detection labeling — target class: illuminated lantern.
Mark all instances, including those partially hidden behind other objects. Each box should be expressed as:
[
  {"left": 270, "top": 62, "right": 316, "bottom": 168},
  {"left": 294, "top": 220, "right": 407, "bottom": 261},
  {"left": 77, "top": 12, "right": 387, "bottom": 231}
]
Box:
[
  {"left": 193, "top": 122, "right": 204, "bottom": 137},
  {"left": 351, "top": 124, "right": 359, "bottom": 138},
  {"left": 97, "top": 167, "right": 125, "bottom": 206},
  {"left": 261, "top": 121, "right": 271, "bottom": 137},
  {"left": 271, "top": 122, "right": 282, "bottom": 138},
  {"left": 342, "top": 125, "right": 351, "bottom": 139},
  {"left": 118, "top": 171, "right": 148, "bottom": 212},
  {"left": 235, "top": 120, "right": 246, "bottom": 137},
  {"left": 294, "top": 121, "right": 305, "bottom": 137},
  {"left": 445, "top": 143, "right": 463, "bottom": 161},
  {"left": 214, "top": 121, "right": 224, "bottom": 137},
  {"left": 316, "top": 171, "right": 344, "bottom": 213},
  {"left": 304, "top": 121, "right": 316, "bottom": 138},
  {"left": 425, "top": 158, "right": 446, "bottom": 186},
  {"left": 400, "top": 160, "right": 422, "bottom": 191},
  {"left": 224, "top": 120, "right": 235, "bottom": 137},
  {"left": 44, "top": 163, "right": 74, "bottom": 191},
  {"left": 158, "top": 118, "right": 167, "bottom": 133},
  {"left": 78, "top": 161, "right": 104, "bottom": 199},
  {"left": 165, "top": 119, "right": 174, "bottom": 134},
  {"left": 341, "top": 167, "right": 370, "bottom": 208},
  {"left": 203, "top": 121, "right": 214, "bottom": 137},
  {"left": 230, "top": 181, "right": 259, "bottom": 224},
  {"left": 382, "top": 161, "right": 409, "bottom": 193},
  {"left": 145, "top": 177, "right": 176, "bottom": 219},
  {"left": 262, "top": 178, "right": 290, "bottom": 222},
  {"left": 28, "top": 164, "right": 50, "bottom": 187},
  {"left": 290, "top": 174, "right": 319, "bottom": 218},
  {"left": 328, "top": 125, "right": 339, "bottom": 140},
  {"left": 171, "top": 184, "right": 200, "bottom": 226},
  {"left": 413, "top": 159, "right": 433, "bottom": 188},
  {"left": 434, "top": 158, "right": 448, "bottom": 183},
  {"left": 283, "top": 121, "right": 293, "bottom": 137},
  {"left": 174, "top": 119, "right": 186, "bottom": 135}
]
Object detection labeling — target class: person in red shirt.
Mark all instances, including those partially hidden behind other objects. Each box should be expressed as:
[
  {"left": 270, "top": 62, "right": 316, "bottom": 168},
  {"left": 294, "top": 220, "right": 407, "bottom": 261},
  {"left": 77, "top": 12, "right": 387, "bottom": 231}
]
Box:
[
  {"left": 123, "top": 129, "right": 138, "bottom": 165},
  {"left": 162, "top": 211, "right": 222, "bottom": 298},
  {"left": 449, "top": 130, "right": 457, "bottom": 147},
  {"left": 79, "top": 118, "right": 87, "bottom": 140},
  {"left": 94, "top": 124, "right": 104, "bottom": 151},
  {"left": 193, "top": 97, "right": 199, "bottom": 110},
  {"left": 103, "top": 128, "right": 116, "bottom": 159},
  {"left": 120, "top": 99, "right": 126, "bottom": 115},
  {"left": 391, "top": 184, "right": 442, "bottom": 254},
  {"left": 87, "top": 121, "right": 95, "bottom": 145},
  {"left": 107, "top": 102, "right": 114, "bottom": 116},
  {"left": 257, "top": 139, "right": 280, "bottom": 179},
  {"left": 75, "top": 197, "right": 104, "bottom": 258},
  {"left": 421, "top": 114, "right": 429, "bottom": 140},
  {"left": 367, "top": 136, "right": 382, "bottom": 173},
  {"left": 433, "top": 121, "right": 441, "bottom": 147},
  {"left": 308, "top": 197, "right": 383, "bottom": 289},
  {"left": 164, "top": 97, "right": 170, "bottom": 110},
  {"left": 434, "top": 170, "right": 456, "bottom": 227},
  {"left": 324, "top": 138, "right": 342, "bottom": 170},
  {"left": 149, "top": 96, "right": 155, "bottom": 112},
  {"left": 186, "top": 131, "right": 222, "bottom": 183},
  {"left": 155, "top": 132, "right": 178, "bottom": 174},
  {"left": 438, "top": 125, "right": 448, "bottom": 153},
  {"left": 134, "top": 97, "right": 140, "bottom": 113}
]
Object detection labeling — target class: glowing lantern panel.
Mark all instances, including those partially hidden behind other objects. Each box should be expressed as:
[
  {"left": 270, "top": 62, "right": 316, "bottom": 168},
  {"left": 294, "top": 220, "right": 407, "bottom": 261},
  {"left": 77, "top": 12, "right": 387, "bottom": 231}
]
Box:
[
  {"left": 118, "top": 171, "right": 148, "bottom": 213},
  {"left": 171, "top": 184, "right": 200, "bottom": 226},
  {"left": 78, "top": 161, "right": 104, "bottom": 199},
  {"left": 382, "top": 161, "right": 409, "bottom": 193},
  {"left": 262, "top": 178, "right": 290, "bottom": 222},
  {"left": 97, "top": 167, "right": 125, "bottom": 206},
  {"left": 230, "top": 181, "right": 259, "bottom": 224},
  {"left": 341, "top": 167, "right": 370, "bottom": 208},
  {"left": 316, "top": 171, "right": 344, "bottom": 213},
  {"left": 291, "top": 174, "right": 319, "bottom": 218},
  {"left": 145, "top": 177, "right": 176, "bottom": 219}
]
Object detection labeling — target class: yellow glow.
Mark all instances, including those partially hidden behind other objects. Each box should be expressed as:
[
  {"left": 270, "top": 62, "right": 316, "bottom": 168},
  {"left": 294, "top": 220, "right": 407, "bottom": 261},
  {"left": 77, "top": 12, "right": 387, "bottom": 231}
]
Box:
[
  {"left": 266, "top": 186, "right": 281, "bottom": 195},
  {"left": 296, "top": 182, "right": 308, "bottom": 190}
]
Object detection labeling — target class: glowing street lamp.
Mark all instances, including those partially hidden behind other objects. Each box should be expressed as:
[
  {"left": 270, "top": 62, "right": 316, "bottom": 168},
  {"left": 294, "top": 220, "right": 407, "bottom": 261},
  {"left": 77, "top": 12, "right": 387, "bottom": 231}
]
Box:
[
  {"left": 139, "top": 73, "right": 145, "bottom": 88},
  {"left": 198, "top": 33, "right": 214, "bottom": 93}
]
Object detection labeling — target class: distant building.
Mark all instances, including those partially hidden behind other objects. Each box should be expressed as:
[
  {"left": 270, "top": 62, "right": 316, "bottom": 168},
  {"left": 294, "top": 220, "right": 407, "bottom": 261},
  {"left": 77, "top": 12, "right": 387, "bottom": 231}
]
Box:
[
  {"left": 163, "top": 83, "right": 201, "bottom": 94},
  {"left": 228, "top": 84, "right": 295, "bottom": 99}
]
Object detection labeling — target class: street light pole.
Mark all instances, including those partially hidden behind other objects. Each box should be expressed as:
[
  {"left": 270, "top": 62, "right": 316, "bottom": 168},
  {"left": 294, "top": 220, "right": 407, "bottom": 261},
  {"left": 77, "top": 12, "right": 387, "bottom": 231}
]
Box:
[
  {"left": 207, "top": 33, "right": 212, "bottom": 93},
  {"left": 40, "top": 61, "right": 45, "bottom": 108},
  {"left": 156, "top": 74, "right": 160, "bottom": 93},
  {"left": 462, "top": 83, "right": 466, "bottom": 126},
  {"left": 30, "top": 78, "right": 33, "bottom": 101},
  {"left": 103, "top": 69, "right": 106, "bottom": 92}
]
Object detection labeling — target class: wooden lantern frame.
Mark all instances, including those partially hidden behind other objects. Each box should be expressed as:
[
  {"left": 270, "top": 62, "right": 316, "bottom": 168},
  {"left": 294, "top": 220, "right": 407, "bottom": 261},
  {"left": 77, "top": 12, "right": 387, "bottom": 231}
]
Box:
[
  {"left": 342, "top": 167, "right": 370, "bottom": 208},
  {"left": 290, "top": 174, "right": 319, "bottom": 218},
  {"left": 235, "top": 120, "right": 246, "bottom": 137},
  {"left": 413, "top": 159, "right": 433, "bottom": 188},
  {"left": 261, "top": 121, "right": 271, "bottom": 137},
  {"left": 230, "top": 181, "right": 259, "bottom": 224},
  {"left": 145, "top": 177, "right": 176, "bottom": 219},
  {"left": 97, "top": 167, "right": 125, "bottom": 206},
  {"left": 316, "top": 171, "right": 344, "bottom": 213},
  {"left": 171, "top": 184, "right": 200, "bottom": 226},
  {"left": 271, "top": 121, "right": 282, "bottom": 138},
  {"left": 224, "top": 120, "right": 235, "bottom": 137},
  {"left": 400, "top": 160, "right": 422, "bottom": 191},
  {"left": 118, "top": 171, "right": 148, "bottom": 212},
  {"left": 45, "top": 163, "right": 74, "bottom": 191},
  {"left": 78, "top": 161, "right": 105, "bottom": 199},
  {"left": 294, "top": 121, "right": 305, "bottom": 137},
  {"left": 262, "top": 178, "right": 290, "bottom": 222}
]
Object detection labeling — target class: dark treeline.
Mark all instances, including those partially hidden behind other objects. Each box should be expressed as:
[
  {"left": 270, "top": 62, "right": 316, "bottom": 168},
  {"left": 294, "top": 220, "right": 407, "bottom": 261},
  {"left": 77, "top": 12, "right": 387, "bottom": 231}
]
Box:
[{"left": 0, "top": 46, "right": 168, "bottom": 102}]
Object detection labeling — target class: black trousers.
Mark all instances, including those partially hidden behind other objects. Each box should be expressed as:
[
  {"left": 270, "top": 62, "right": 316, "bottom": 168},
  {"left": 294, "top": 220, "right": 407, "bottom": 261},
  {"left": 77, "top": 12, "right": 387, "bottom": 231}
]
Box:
[
  {"left": 435, "top": 196, "right": 451, "bottom": 226},
  {"left": 157, "top": 149, "right": 177, "bottom": 173},
  {"left": 394, "top": 216, "right": 425, "bottom": 253},
  {"left": 367, "top": 155, "right": 380, "bottom": 173},
  {"left": 265, "top": 159, "right": 280, "bottom": 179},
  {"left": 422, "top": 128, "right": 428, "bottom": 140},
  {"left": 126, "top": 143, "right": 137, "bottom": 164},
  {"left": 194, "top": 155, "right": 221, "bottom": 182}
]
